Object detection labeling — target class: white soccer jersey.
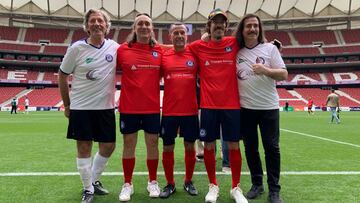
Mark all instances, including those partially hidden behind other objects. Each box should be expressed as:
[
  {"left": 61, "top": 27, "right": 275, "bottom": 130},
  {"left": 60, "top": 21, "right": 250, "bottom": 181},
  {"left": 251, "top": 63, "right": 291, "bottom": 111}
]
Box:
[
  {"left": 24, "top": 98, "right": 29, "bottom": 106},
  {"left": 236, "top": 43, "right": 286, "bottom": 109},
  {"left": 60, "top": 39, "right": 120, "bottom": 110}
]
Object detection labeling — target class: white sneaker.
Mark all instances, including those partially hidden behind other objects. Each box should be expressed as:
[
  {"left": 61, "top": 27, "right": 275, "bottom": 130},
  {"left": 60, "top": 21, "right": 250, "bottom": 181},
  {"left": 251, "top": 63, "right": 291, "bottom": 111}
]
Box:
[
  {"left": 147, "top": 180, "right": 160, "bottom": 197},
  {"left": 222, "top": 166, "right": 231, "bottom": 173},
  {"left": 119, "top": 183, "right": 134, "bottom": 202},
  {"left": 205, "top": 183, "right": 219, "bottom": 203},
  {"left": 230, "top": 185, "right": 248, "bottom": 203}
]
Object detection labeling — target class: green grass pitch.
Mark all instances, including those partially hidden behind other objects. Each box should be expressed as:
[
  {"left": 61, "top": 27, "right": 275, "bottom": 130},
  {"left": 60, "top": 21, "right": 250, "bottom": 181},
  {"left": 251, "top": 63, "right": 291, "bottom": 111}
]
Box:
[{"left": 0, "top": 111, "right": 359, "bottom": 203}]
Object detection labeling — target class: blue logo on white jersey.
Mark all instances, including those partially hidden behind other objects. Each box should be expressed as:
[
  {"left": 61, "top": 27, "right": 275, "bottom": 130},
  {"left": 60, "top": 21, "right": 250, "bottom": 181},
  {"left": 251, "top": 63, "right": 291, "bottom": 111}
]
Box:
[
  {"left": 152, "top": 51, "right": 158, "bottom": 58},
  {"left": 186, "top": 60, "right": 194, "bottom": 67},
  {"left": 225, "top": 46, "right": 232, "bottom": 52},
  {"left": 105, "top": 54, "right": 113, "bottom": 62}
]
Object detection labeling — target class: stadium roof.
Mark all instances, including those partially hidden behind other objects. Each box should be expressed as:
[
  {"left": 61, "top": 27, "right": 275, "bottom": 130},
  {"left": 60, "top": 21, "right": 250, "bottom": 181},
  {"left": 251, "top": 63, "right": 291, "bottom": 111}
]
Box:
[{"left": 1, "top": 0, "right": 360, "bottom": 29}]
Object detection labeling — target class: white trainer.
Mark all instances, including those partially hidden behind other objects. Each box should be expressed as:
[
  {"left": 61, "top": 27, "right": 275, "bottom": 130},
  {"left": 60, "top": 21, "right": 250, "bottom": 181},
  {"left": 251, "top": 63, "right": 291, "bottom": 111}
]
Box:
[
  {"left": 222, "top": 166, "right": 231, "bottom": 173},
  {"left": 147, "top": 180, "right": 160, "bottom": 197},
  {"left": 230, "top": 185, "right": 248, "bottom": 203},
  {"left": 119, "top": 183, "right": 134, "bottom": 202},
  {"left": 205, "top": 183, "right": 219, "bottom": 203}
]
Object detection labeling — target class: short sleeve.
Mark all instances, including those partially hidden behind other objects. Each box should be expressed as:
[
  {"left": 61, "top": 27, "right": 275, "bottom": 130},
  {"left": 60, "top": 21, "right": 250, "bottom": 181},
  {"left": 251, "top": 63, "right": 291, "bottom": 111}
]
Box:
[{"left": 59, "top": 44, "right": 78, "bottom": 74}]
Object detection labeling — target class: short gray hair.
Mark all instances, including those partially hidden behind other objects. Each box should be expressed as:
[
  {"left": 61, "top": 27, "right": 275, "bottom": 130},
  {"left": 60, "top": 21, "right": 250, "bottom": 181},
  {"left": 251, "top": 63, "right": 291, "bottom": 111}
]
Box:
[{"left": 83, "top": 9, "right": 111, "bottom": 35}]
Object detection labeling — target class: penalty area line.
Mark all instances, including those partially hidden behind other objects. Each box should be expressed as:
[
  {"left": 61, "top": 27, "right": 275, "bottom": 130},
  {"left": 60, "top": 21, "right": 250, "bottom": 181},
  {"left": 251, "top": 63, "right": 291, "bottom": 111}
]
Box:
[
  {"left": 1, "top": 171, "right": 360, "bottom": 177},
  {"left": 280, "top": 128, "right": 360, "bottom": 148}
]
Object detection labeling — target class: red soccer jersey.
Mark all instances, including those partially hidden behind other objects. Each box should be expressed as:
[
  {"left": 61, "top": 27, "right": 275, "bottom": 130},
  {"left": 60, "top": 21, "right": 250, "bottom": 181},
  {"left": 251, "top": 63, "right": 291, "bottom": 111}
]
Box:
[
  {"left": 308, "top": 100, "right": 313, "bottom": 107},
  {"left": 161, "top": 46, "right": 198, "bottom": 116},
  {"left": 188, "top": 37, "right": 240, "bottom": 109},
  {"left": 117, "top": 42, "right": 162, "bottom": 113}
]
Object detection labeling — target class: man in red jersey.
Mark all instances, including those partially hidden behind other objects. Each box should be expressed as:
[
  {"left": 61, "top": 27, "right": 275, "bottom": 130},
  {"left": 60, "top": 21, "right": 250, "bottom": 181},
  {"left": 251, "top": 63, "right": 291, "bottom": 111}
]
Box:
[
  {"left": 188, "top": 8, "right": 248, "bottom": 203},
  {"left": 307, "top": 97, "right": 314, "bottom": 115},
  {"left": 158, "top": 23, "right": 199, "bottom": 199},
  {"left": 117, "top": 13, "right": 162, "bottom": 202}
]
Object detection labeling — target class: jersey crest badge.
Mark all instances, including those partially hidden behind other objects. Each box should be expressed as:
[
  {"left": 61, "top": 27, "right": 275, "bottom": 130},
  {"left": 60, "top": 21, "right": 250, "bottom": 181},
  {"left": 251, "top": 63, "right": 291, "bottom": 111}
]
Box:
[
  {"left": 225, "top": 46, "right": 232, "bottom": 52},
  {"left": 256, "top": 56, "right": 265, "bottom": 64},
  {"left": 205, "top": 61, "right": 210, "bottom": 66},
  {"left": 131, "top": 65, "right": 137, "bottom": 70},
  {"left": 152, "top": 51, "right": 159, "bottom": 58},
  {"left": 105, "top": 54, "right": 113, "bottom": 62},
  {"left": 186, "top": 60, "right": 194, "bottom": 67}
]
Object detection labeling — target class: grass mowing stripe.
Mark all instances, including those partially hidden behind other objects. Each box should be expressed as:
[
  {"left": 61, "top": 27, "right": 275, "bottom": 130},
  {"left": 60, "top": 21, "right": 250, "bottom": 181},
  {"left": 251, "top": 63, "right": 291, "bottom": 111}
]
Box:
[
  {"left": 281, "top": 128, "right": 360, "bottom": 148},
  {"left": 2, "top": 171, "right": 360, "bottom": 176}
]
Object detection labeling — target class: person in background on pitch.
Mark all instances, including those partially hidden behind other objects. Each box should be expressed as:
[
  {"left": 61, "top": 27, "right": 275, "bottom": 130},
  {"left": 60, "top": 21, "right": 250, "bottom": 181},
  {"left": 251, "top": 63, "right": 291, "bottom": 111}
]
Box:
[
  {"left": 307, "top": 97, "right": 314, "bottom": 115},
  {"left": 158, "top": 22, "right": 199, "bottom": 199},
  {"left": 284, "top": 101, "right": 289, "bottom": 112},
  {"left": 10, "top": 97, "right": 18, "bottom": 114},
  {"left": 117, "top": 13, "right": 162, "bottom": 202},
  {"left": 24, "top": 96, "right": 29, "bottom": 114},
  {"left": 234, "top": 13, "right": 288, "bottom": 203},
  {"left": 58, "top": 9, "right": 119, "bottom": 203},
  {"left": 326, "top": 89, "right": 340, "bottom": 124}
]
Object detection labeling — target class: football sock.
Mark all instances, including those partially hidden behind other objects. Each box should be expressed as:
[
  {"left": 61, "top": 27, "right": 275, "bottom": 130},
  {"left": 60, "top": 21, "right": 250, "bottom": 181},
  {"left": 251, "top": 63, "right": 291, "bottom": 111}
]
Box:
[
  {"left": 77, "top": 157, "right": 94, "bottom": 193},
  {"left": 229, "top": 149, "right": 242, "bottom": 188},
  {"left": 184, "top": 149, "right": 196, "bottom": 183},
  {"left": 147, "top": 159, "right": 159, "bottom": 182},
  {"left": 204, "top": 148, "right": 217, "bottom": 185},
  {"left": 91, "top": 152, "right": 109, "bottom": 184},
  {"left": 122, "top": 158, "right": 135, "bottom": 183},
  {"left": 162, "top": 151, "right": 175, "bottom": 185}
]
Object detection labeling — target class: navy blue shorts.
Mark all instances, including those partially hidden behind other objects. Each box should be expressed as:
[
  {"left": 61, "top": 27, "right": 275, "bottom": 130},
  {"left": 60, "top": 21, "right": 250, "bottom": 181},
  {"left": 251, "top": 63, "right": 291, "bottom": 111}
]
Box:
[
  {"left": 119, "top": 113, "right": 160, "bottom": 134},
  {"left": 160, "top": 115, "right": 199, "bottom": 145},
  {"left": 67, "top": 109, "right": 116, "bottom": 142},
  {"left": 199, "top": 108, "right": 241, "bottom": 142}
]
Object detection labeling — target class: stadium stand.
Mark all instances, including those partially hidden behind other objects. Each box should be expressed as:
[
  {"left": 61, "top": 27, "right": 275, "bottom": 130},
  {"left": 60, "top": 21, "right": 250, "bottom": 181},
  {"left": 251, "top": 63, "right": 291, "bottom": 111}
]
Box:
[
  {"left": 24, "top": 27, "right": 69, "bottom": 43},
  {"left": 341, "top": 29, "right": 360, "bottom": 44},
  {"left": 0, "top": 87, "right": 25, "bottom": 103},
  {"left": 0, "top": 25, "right": 19, "bottom": 41},
  {"left": 117, "top": 28, "right": 132, "bottom": 43},
  {"left": 282, "top": 47, "right": 320, "bottom": 56},
  {"left": 293, "top": 88, "right": 359, "bottom": 107},
  {"left": 43, "top": 46, "right": 68, "bottom": 55},
  {"left": 0, "top": 43, "right": 40, "bottom": 53},
  {"left": 292, "top": 30, "right": 338, "bottom": 45},
  {"left": 323, "top": 46, "right": 360, "bottom": 54},
  {"left": 265, "top": 30, "right": 292, "bottom": 46},
  {"left": 16, "top": 88, "right": 61, "bottom": 107}
]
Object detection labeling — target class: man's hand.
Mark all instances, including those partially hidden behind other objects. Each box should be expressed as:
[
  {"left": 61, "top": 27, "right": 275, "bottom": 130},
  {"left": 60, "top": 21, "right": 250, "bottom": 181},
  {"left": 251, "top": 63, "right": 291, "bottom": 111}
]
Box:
[
  {"left": 252, "top": 63, "right": 268, "bottom": 75},
  {"left": 201, "top": 32, "right": 210, "bottom": 42},
  {"left": 64, "top": 106, "right": 70, "bottom": 118}
]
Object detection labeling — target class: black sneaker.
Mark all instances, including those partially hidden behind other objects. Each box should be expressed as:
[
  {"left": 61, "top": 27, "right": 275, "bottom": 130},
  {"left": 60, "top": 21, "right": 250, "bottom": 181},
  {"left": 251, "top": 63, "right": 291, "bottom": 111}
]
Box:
[
  {"left": 159, "top": 184, "right": 176, "bottom": 198},
  {"left": 246, "top": 184, "right": 264, "bottom": 199},
  {"left": 92, "top": 181, "right": 109, "bottom": 195},
  {"left": 183, "top": 181, "right": 198, "bottom": 196},
  {"left": 81, "top": 190, "right": 94, "bottom": 203},
  {"left": 269, "top": 191, "right": 284, "bottom": 203}
]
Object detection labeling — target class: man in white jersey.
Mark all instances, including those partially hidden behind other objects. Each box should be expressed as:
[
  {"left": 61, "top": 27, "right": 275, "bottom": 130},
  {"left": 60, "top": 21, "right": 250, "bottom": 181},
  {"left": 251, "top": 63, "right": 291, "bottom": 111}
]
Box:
[
  {"left": 58, "top": 9, "right": 119, "bottom": 203},
  {"left": 24, "top": 96, "right": 29, "bottom": 114},
  {"left": 234, "top": 14, "right": 288, "bottom": 203}
]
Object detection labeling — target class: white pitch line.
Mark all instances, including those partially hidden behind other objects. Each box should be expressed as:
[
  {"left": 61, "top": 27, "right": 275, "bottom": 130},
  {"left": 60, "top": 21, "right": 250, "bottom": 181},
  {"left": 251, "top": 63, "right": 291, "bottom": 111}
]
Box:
[
  {"left": 281, "top": 128, "right": 360, "bottom": 148},
  {"left": 1, "top": 171, "right": 360, "bottom": 177}
]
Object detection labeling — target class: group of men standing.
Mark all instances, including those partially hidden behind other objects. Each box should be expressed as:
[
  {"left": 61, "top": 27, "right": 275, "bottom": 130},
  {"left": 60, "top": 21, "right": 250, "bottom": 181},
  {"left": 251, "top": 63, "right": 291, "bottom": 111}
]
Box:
[{"left": 58, "top": 8, "right": 287, "bottom": 203}]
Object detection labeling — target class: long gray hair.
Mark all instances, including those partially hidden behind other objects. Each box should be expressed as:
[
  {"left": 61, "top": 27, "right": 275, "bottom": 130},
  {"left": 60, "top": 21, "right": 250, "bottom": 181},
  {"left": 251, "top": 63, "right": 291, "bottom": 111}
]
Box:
[{"left": 83, "top": 9, "right": 111, "bottom": 36}]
